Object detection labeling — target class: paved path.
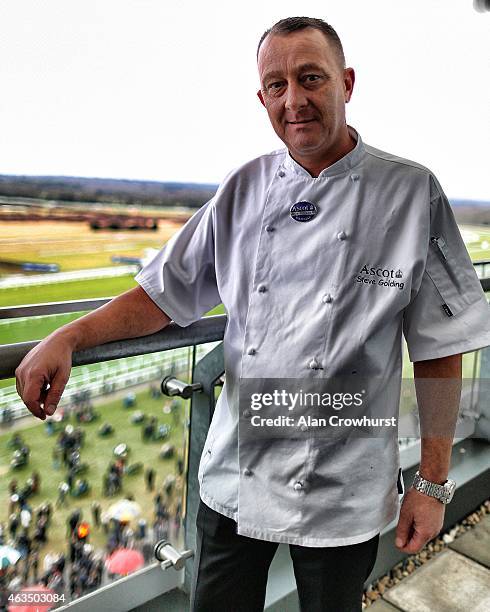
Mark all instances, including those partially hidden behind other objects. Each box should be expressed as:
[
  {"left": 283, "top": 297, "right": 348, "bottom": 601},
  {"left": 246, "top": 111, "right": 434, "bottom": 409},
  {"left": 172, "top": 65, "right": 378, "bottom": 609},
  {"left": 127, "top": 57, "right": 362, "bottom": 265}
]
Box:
[{"left": 369, "top": 513, "right": 490, "bottom": 611}]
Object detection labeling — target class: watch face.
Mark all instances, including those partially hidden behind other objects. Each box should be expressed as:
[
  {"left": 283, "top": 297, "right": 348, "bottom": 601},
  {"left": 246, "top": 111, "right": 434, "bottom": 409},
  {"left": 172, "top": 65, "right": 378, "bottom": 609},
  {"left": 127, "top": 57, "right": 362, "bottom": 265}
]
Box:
[{"left": 443, "top": 479, "right": 456, "bottom": 503}]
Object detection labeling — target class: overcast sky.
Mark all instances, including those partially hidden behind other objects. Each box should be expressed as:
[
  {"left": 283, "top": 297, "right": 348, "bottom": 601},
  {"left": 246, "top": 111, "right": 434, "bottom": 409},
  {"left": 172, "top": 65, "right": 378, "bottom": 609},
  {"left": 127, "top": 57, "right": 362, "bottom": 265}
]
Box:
[{"left": 0, "top": 0, "right": 488, "bottom": 199}]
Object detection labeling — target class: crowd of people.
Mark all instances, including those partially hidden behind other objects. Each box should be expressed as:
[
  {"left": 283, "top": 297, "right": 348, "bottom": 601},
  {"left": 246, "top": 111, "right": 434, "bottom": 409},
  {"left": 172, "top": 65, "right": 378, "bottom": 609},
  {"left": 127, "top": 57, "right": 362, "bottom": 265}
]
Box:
[
  {"left": 0, "top": 477, "right": 184, "bottom": 609},
  {"left": 0, "top": 387, "right": 187, "bottom": 609}
]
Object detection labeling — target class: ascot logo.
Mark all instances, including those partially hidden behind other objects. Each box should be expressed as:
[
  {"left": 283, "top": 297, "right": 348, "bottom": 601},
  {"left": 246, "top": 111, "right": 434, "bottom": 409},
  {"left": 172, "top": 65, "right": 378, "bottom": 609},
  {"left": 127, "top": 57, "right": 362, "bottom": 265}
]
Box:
[
  {"left": 357, "top": 265, "right": 405, "bottom": 290},
  {"left": 360, "top": 265, "right": 403, "bottom": 279}
]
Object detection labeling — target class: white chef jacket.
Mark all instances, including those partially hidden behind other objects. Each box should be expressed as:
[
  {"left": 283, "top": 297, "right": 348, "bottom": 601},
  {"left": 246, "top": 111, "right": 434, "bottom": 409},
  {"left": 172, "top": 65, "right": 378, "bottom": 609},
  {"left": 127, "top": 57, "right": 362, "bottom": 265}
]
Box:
[{"left": 135, "top": 126, "right": 490, "bottom": 546}]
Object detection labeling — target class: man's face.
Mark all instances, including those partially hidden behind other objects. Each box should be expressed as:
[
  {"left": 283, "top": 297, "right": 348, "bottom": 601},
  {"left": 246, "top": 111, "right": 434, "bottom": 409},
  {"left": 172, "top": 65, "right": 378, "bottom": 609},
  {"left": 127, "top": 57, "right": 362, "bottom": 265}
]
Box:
[{"left": 257, "top": 28, "right": 355, "bottom": 167}]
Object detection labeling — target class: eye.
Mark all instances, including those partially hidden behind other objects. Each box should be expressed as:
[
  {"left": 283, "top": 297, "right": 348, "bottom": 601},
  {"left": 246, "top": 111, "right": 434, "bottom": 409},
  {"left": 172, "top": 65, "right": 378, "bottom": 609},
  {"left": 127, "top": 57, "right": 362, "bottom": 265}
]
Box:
[
  {"left": 267, "top": 81, "right": 285, "bottom": 93},
  {"left": 302, "top": 74, "right": 321, "bottom": 84}
]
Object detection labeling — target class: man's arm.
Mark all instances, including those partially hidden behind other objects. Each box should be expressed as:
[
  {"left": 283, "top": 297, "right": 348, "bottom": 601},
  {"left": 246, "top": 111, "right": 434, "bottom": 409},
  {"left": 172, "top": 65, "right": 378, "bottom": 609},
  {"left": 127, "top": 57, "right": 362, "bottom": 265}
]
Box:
[
  {"left": 15, "top": 286, "right": 171, "bottom": 421},
  {"left": 395, "top": 353, "right": 462, "bottom": 553},
  {"left": 416, "top": 353, "right": 462, "bottom": 482}
]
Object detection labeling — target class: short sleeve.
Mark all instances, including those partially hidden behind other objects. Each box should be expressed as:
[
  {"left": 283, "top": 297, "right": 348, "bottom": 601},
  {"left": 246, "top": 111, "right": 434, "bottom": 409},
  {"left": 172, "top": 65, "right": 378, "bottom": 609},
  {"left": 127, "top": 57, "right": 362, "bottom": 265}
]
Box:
[
  {"left": 134, "top": 199, "right": 221, "bottom": 327},
  {"left": 403, "top": 175, "right": 490, "bottom": 362}
]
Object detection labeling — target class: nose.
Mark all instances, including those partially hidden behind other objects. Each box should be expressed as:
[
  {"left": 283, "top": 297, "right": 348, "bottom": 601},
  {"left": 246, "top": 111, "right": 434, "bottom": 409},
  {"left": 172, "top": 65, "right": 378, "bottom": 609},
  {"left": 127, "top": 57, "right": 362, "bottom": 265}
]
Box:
[{"left": 285, "top": 81, "right": 308, "bottom": 112}]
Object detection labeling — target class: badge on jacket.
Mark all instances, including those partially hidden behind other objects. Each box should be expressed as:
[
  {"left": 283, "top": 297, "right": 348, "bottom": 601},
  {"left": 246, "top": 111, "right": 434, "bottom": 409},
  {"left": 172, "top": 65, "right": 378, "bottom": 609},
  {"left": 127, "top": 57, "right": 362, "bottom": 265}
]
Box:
[{"left": 290, "top": 201, "right": 318, "bottom": 222}]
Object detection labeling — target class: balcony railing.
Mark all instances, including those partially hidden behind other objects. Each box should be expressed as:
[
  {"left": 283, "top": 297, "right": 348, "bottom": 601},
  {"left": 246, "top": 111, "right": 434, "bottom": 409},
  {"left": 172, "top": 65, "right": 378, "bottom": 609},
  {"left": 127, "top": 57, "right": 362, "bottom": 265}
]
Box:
[{"left": 0, "top": 278, "right": 489, "bottom": 611}]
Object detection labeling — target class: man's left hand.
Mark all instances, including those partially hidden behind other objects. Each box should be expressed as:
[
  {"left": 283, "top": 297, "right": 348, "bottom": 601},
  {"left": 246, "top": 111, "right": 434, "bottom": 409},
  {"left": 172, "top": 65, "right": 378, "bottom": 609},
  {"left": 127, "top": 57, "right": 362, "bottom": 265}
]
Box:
[{"left": 395, "top": 487, "right": 445, "bottom": 553}]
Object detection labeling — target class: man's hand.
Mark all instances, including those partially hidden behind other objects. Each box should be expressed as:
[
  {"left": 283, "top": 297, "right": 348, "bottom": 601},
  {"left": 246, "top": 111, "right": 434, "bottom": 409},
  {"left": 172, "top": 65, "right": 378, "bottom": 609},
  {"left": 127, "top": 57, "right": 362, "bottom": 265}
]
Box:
[
  {"left": 15, "top": 332, "right": 74, "bottom": 421},
  {"left": 15, "top": 287, "right": 171, "bottom": 421},
  {"left": 395, "top": 487, "right": 445, "bottom": 554}
]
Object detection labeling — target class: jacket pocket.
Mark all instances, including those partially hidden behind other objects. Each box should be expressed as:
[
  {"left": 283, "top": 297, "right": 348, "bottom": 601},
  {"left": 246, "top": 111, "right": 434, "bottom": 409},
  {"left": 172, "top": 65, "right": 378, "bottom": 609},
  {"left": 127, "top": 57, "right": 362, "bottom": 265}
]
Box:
[{"left": 426, "top": 234, "right": 482, "bottom": 317}]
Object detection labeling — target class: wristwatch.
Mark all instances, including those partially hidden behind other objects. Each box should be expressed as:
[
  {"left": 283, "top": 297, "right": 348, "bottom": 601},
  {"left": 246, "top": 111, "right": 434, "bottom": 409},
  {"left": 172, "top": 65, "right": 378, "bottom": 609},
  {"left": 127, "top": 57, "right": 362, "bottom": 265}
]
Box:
[{"left": 411, "top": 471, "right": 456, "bottom": 505}]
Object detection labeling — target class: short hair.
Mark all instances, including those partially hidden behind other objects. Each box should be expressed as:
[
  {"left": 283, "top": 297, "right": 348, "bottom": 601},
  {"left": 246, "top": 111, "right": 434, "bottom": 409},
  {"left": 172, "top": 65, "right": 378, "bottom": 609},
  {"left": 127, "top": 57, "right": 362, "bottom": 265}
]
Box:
[{"left": 257, "top": 17, "right": 346, "bottom": 68}]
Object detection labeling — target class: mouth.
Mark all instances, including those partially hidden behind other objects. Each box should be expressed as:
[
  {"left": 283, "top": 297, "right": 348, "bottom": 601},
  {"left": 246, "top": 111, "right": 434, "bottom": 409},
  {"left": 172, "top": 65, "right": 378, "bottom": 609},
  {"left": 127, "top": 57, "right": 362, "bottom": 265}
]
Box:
[{"left": 287, "top": 119, "right": 315, "bottom": 125}]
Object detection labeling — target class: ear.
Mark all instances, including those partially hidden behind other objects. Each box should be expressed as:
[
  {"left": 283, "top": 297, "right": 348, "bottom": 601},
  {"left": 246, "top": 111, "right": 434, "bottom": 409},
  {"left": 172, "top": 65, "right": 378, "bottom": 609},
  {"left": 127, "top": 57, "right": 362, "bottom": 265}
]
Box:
[
  {"left": 257, "top": 89, "right": 266, "bottom": 107},
  {"left": 343, "top": 67, "right": 355, "bottom": 103}
]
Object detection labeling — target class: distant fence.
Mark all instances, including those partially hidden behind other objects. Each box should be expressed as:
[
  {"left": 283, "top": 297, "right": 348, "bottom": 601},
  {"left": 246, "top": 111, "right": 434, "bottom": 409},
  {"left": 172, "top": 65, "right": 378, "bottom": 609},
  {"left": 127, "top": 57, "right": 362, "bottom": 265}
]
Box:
[
  {"left": 474, "top": 259, "right": 490, "bottom": 279},
  {"left": 0, "top": 344, "right": 216, "bottom": 425},
  {"left": 0, "top": 265, "right": 139, "bottom": 289}
]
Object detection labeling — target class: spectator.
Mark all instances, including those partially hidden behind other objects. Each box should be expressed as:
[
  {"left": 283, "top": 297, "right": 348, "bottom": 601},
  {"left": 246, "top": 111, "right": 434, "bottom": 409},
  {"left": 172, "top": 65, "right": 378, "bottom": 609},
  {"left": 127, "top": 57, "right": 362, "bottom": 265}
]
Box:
[
  {"left": 20, "top": 508, "right": 31, "bottom": 530},
  {"left": 8, "top": 513, "right": 19, "bottom": 540},
  {"left": 31, "top": 549, "right": 39, "bottom": 583},
  {"left": 91, "top": 501, "right": 101, "bottom": 528},
  {"left": 68, "top": 509, "right": 81, "bottom": 535},
  {"left": 31, "top": 471, "right": 41, "bottom": 494},
  {"left": 9, "top": 493, "right": 19, "bottom": 515},
  {"left": 137, "top": 518, "right": 147, "bottom": 540},
  {"left": 145, "top": 467, "right": 156, "bottom": 492},
  {"left": 42, "top": 550, "right": 57, "bottom": 573},
  {"left": 121, "top": 524, "right": 134, "bottom": 548},
  {"left": 56, "top": 482, "right": 69, "bottom": 507},
  {"left": 55, "top": 552, "right": 66, "bottom": 574}
]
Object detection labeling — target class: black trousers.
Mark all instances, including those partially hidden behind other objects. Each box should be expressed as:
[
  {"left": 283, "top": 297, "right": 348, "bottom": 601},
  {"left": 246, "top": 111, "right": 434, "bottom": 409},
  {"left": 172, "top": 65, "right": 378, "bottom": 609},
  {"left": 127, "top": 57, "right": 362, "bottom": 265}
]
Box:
[{"left": 190, "top": 500, "right": 379, "bottom": 612}]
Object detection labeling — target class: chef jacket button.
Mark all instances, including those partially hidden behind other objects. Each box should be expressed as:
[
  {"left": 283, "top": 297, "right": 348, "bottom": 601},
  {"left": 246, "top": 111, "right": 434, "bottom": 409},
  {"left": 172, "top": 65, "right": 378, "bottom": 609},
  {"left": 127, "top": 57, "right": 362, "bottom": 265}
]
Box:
[
  {"left": 278, "top": 170, "right": 286, "bottom": 178},
  {"left": 243, "top": 409, "right": 251, "bottom": 418},
  {"left": 243, "top": 468, "right": 253, "bottom": 477},
  {"left": 308, "top": 358, "right": 323, "bottom": 370},
  {"left": 337, "top": 230, "right": 347, "bottom": 241},
  {"left": 293, "top": 481, "right": 303, "bottom": 491},
  {"left": 265, "top": 224, "right": 275, "bottom": 232},
  {"left": 247, "top": 347, "right": 256, "bottom": 356},
  {"left": 322, "top": 293, "right": 333, "bottom": 304},
  {"left": 350, "top": 173, "right": 360, "bottom": 181},
  {"left": 257, "top": 284, "right": 267, "bottom": 293}
]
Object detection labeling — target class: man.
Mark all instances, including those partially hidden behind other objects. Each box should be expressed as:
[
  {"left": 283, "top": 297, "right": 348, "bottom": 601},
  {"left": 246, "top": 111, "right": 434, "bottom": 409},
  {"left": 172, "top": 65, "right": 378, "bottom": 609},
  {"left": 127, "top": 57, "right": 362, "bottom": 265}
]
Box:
[{"left": 15, "top": 16, "right": 490, "bottom": 612}]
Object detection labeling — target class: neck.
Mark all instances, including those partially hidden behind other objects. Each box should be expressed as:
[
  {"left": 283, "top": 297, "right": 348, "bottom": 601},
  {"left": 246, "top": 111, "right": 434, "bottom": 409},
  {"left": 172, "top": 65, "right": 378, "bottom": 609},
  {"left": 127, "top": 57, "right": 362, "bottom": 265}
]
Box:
[{"left": 291, "top": 128, "right": 357, "bottom": 178}]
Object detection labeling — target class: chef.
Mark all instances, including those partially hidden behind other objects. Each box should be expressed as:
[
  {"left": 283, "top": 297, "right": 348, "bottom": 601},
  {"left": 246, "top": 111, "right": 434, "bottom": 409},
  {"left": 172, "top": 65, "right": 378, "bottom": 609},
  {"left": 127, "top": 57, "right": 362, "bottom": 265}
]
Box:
[
  {"left": 15, "top": 15, "right": 490, "bottom": 612},
  {"left": 134, "top": 17, "right": 490, "bottom": 610}
]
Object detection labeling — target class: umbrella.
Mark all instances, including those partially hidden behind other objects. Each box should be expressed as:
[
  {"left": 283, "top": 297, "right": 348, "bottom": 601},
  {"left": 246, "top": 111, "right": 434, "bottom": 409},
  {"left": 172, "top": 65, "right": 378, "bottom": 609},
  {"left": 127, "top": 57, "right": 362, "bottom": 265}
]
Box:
[
  {"left": 106, "top": 548, "right": 144, "bottom": 576},
  {"left": 0, "top": 545, "right": 21, "bottom": 569},
  {"left": 107, "top": 499, "right": 141, "bottom": 523},
  {"left": 7, "top": 584, "right": 56, "bottom": 612}
]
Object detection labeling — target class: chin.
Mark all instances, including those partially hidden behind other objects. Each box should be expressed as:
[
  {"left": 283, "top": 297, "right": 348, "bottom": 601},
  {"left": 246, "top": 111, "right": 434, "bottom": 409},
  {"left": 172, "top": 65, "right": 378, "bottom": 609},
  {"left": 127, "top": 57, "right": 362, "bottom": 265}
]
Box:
[{"left": 290, "top": 141, "right": 324, "bottom": 155}]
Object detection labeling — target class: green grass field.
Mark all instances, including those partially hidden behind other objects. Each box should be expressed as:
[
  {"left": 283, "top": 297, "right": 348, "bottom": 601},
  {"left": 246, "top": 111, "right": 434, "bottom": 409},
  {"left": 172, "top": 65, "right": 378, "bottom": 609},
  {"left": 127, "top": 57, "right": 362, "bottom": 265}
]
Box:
[
  {"left": 0, "top": 302, "right": 224, "bottom": 345},
  {"left": 0, "top": 275, "right": 138, "bottom": 308},
  {"left": 0, "top": 312, "right": 90, "bottom": 346},
  {"left": 0, "top": 385, "right": 187, "bottom": 555},
  {"left": 462, "top": 225, "right": 490, "bottom": 260}
]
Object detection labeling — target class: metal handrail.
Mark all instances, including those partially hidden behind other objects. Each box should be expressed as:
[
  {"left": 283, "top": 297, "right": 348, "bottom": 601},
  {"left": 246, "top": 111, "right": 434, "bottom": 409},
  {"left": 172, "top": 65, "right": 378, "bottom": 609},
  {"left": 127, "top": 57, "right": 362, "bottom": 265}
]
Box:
[
  {"left": 0, "top": 315, "right": 227, "bottom": 380},
  {"left": 0, "top": 277, "right": 488, "bottom": 380},
  {"left": 1, "top": 279, "right": 489, "bottom": 322},
  {"left": 0, "top": 297, "right": 111, "bottom": 319}
]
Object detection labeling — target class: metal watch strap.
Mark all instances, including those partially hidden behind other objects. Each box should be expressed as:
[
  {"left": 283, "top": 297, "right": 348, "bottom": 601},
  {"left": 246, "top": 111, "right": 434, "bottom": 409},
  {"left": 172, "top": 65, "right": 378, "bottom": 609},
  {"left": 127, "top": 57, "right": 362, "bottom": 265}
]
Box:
[
  {"left": 416, "top": 478, "right": 445, "bottom": 498},
  {"left": 412, "top": 471, "right": 450, "bottom": 503}
]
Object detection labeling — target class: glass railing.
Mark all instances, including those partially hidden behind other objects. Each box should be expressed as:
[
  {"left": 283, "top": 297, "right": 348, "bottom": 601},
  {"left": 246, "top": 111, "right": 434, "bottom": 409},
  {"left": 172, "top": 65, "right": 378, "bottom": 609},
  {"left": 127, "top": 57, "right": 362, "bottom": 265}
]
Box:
[
  {"left": 0, "top": 281, "right": 488, "bottom": 610},
  {"left": 0, "top": 309, "right": 224, "bottom": 610},
  {"left": 0, "top": 351, "right": 198, "bottom": 597}
]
